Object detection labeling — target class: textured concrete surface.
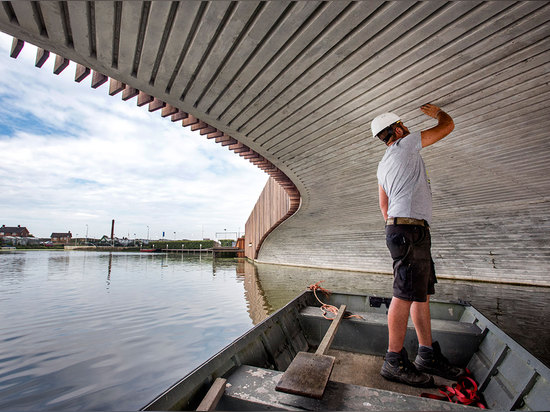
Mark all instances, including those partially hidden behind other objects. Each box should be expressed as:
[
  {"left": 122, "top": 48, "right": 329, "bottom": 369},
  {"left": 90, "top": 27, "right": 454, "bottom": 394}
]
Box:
[{"left": 1, "top": 1, "right": 549, "bottom": 284}]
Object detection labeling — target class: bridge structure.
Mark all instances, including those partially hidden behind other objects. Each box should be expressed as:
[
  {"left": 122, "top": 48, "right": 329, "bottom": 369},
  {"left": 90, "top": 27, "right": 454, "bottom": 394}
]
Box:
[{"left": 1, "top": 1, "right": 549, "bottom": 286}]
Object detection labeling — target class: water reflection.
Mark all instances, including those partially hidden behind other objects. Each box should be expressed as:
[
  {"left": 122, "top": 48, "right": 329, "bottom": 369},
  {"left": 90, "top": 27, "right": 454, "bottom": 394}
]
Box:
[
  {"left": 47, "top": 253, "right": 72, "bottom": 282},
  {"left": 236, "top": 260, "right": 269, "bottom": 325},
  {"left": 0, "top": 251, "right": 548, "bottom": 411},
  {"left": 106, "top": 253, "right": 112, "bottom": 288},
  {"left": 0, "top": 252, "right": 27, "bottom": 284},
  {"left": 0, "top": 251, "right": 256, "bottom": 411},
  {"left": 242, "top": 260, "right": 550, "bottom": 367}
]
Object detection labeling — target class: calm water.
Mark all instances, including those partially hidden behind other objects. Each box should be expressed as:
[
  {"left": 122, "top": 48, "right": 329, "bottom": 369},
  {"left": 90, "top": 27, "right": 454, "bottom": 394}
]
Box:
[
  {"left": 1, "top": 251, "right": 549, "bottom": 410},
  {"left": 0, "top": 251, "right": 258, "bottom": 410}
]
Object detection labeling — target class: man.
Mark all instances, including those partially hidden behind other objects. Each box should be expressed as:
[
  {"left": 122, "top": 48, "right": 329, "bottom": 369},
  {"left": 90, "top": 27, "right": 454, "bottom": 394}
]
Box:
[{"left": 373, "top": 103, "right": 463, "bottom": 387}]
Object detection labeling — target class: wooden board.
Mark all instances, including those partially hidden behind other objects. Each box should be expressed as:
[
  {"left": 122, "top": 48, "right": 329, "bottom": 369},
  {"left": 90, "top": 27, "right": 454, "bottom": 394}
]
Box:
[
  {"left": 275, "top": 304, "right": 346, "bottom": 399},
  {"left": 275, "top": 352, "right": 335, "bottom": 399},
  {"left": 196, "top": 377, "right": 226, "bottom": 411},
  {"left": 316, "top": 304, "right": 347, "bottom": 355}
]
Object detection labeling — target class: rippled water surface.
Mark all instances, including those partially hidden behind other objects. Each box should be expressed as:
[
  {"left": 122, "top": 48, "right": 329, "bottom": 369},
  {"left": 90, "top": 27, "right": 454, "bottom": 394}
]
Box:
[
  {"left": 0, "top": 251, "right": 258, "bottom": 411},
  {"left": 1, "top": 251, "right": 549, "bottom": 410}
]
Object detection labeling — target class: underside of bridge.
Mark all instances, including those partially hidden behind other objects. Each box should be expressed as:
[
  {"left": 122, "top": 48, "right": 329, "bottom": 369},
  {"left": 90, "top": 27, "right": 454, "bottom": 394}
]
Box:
[{"left": 1, "top": 1, "right": 549, "bottom": 285}]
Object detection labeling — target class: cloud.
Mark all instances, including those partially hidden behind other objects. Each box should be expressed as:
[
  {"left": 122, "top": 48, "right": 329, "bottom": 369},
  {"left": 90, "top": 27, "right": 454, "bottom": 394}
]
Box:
[{"left": 0, "top": 33, "right": 268, "bottom": 239}]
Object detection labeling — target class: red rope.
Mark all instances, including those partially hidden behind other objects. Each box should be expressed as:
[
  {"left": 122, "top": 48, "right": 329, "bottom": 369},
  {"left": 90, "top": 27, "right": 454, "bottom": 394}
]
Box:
[
  {"left": 307, "top": 281, "right": 363, "bottom": 320},
  {"left": 421, "top": 369, "right": 486, "bottom": 409}
]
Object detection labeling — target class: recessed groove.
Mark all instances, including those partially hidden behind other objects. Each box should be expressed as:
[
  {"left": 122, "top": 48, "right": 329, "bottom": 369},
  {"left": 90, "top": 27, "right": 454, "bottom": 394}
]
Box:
[
  {"left": 132, "top": 1, "right": 151, "bottom": 77},
  {"left": 230, "top": 1, "right": 358, "bottom": 131},
  {"left": 294, "top": 152, "right": 366, "bottom": 180},
  {"left": 252, "top": 1, "right": 452, "bottom": 142},
  {"left": 456, "top": 108, "right": 550, "bottom": 145},
  {"left": 87, "top": 1, "right": 96, "bottom": 58},
  {"left": 451, "top": 84, "right": 550, "bottom": 125},
  {"left": 59, "top": 1, "right": 73, "bottom": 48},
  {"left": 217, "top": 1, "right": 330, "bottom": 123},
  {"left": 244, "top": 1, "right": 399, "bottom": 138},
  {"left": 165, "top": 1, "right": 207, "bottom": 94},
  {"left": 257, "top": 0, "right": 478, "bottom": 146},
  {"left": 296, "top": 149, "right": 368, "bottom": 179},
  {"left": 264, "top": 0, "right": 512, "bottom": 148},
  {"left": 180, "top": 1, "right": 237, "bottom": 102},
  {"left": 282, "top": 132, "right": 368, "bottom": 169},
  {"left": 149, "top": 1, "right": 179, "bottom": 86},
  {"left": 31, "top": 1, "right": 48, "bottom": 37},
  {"left": 282, "top": 124, "right": 371, "bottom": 169},
  {"left": 2, "top": 2, "right": 17, "bottom": 24},
  {"left": 268, "top": 4, "right": 547, "bottom": 155},
  {"left": 207, "top": 1, "right": 296, "bottom": 116},
  {"left": 385, "top": 31, "right": 550, "bottom": 137},
  {"left": 451, "top": 114, "right": 550, "bottom": 161},
  {"left": 194, "top": 1, "right": 266, "bottom": 109},
  {"left": 111, "top": 1, "right": 122, "bottom": 69},
  {"left": 279, "top": 76, "right": 549, "bottom": 161},
  {"left": 403, "top": 40, "right": 550, "bottom": 128},
  {"left": 442, "top": 75, "right": 549, "bottom": 125},
  {"left": 286, "top": 124, "right": 370, "bottom": 166},
  {"left": 382, "top": 3, "right": 538, "bottom": 131}
]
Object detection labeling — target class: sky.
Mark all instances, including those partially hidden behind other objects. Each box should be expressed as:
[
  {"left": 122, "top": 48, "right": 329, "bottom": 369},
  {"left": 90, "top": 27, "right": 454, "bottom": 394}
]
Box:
[{"left": 0, "top": 32, "right": 268, "bottom": 240}]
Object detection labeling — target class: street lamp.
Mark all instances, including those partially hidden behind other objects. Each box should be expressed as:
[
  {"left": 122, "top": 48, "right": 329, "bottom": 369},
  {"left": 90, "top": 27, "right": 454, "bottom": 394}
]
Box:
[
  {"left": 147, "top": 225, "right": 150, "bottom": 241},
  {"left": 85, "top": 224, "right": 88, "bottom": 244}
]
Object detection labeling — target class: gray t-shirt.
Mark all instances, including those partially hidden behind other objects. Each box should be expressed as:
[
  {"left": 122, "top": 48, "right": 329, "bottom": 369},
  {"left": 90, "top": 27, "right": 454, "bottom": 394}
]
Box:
[{"left": 377, "top": 131, "right": 432, "bottom": 224}]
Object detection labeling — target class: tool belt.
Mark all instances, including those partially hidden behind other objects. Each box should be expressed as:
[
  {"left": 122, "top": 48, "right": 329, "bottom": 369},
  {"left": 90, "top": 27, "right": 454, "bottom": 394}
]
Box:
[{"left": 386, "top": 217, "right": 429, "bottom": 228}]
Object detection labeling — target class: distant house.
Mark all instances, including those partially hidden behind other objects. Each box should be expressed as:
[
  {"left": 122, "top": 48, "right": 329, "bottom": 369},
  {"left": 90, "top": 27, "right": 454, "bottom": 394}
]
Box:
[
  {"left": 0, "top": 225, "right": 30, "bottom": 237},
  {"left": 99, "top": 235, "right": 111, "bottom": 244},
  {"left": 51, "top": 231, "right": 72, "bottom": 244}
]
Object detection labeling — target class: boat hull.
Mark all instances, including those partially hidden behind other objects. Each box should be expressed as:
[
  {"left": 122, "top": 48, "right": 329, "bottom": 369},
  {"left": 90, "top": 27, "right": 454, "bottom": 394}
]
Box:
[{"left": 142, "top": 291, "right": 550, "bottom": 411}]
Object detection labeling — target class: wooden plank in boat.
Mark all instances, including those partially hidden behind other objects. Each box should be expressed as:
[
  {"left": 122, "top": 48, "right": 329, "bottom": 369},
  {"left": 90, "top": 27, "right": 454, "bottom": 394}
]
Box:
[
  {"left": 275, "top": 352, "right": 335, "bottom": 399},
  {"left": 276, "top": 304, "right": 346, "bottom": 399},
  {"left": 196, "top": 378, "right": 226, "bottom": 411}
]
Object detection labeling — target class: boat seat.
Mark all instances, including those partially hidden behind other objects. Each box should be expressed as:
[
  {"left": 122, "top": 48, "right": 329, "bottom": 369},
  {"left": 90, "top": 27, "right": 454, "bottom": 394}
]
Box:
[
  {"left": 299, "top": 306, "right": 484, "bottom": 366},
  {"left": 218, "top": 365, "right": 479, "bottom": 411}
]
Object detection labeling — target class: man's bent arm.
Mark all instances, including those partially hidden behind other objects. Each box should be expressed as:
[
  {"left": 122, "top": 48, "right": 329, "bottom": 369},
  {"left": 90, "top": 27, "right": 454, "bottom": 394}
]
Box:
[
  {"left": 420, "top": 103, "right": 454, "bottom": 148},
  {"left": 379, "top": 184, "right": 388, "bottom": 221}
]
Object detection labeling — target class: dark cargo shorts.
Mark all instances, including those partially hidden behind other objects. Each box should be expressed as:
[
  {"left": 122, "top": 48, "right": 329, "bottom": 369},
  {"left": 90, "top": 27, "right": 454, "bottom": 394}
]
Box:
[{"left": 385, "top": 223, "right": 437, "bottom": 302}]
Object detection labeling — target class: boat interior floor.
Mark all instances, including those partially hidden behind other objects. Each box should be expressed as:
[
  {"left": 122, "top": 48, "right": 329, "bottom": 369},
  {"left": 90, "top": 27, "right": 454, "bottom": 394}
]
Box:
[
  {"left": 217, "top": 348, "right": 476, "bottom": 411},
  {"left": 219, "top": 363, "right": 478, "bottom": 411},
  {"left": 328, "top": 348, "right": 457, "bottom": 398}
]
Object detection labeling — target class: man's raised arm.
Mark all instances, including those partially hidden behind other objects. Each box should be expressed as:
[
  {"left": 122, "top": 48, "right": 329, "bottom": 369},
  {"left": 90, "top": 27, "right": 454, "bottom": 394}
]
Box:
[{"left": 420, "top": 103, "right": 454, "bottom": 148}]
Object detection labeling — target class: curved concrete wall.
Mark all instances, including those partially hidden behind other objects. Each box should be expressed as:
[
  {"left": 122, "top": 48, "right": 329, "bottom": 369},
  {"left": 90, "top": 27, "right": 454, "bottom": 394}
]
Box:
[
  {"left": 244, "top": 177, "right": 297, "bottom": 260},
  {"left": 1, "top": 1, "right": 549, "bottom": 285}
]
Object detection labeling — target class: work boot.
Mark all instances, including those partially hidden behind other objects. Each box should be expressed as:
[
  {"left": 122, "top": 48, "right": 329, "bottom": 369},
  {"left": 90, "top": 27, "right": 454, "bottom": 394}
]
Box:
[
  {"left": 380, "top": 347, "right": 434, "bottom": 387},
  {"left": 414, "top": 341, "right": 466, "bottom": 380}
]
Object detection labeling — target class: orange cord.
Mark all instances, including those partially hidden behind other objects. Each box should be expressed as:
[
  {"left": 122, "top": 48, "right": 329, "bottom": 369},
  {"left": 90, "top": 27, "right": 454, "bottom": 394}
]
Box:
[{"left": 308, "top": 281, "right": 363, "bottom": 320}]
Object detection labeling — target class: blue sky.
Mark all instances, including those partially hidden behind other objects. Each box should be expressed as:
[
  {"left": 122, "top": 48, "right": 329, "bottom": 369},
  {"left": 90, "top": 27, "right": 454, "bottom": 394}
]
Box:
[{"left": 0, "top": 32, "right": 268, "bottom": 240}]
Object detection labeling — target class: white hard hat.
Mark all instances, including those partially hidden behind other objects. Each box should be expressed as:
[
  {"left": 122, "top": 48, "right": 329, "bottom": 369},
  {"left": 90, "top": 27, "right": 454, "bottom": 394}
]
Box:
[{"left": 371, "top": 112, "right": 401, "bottom": 138}]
